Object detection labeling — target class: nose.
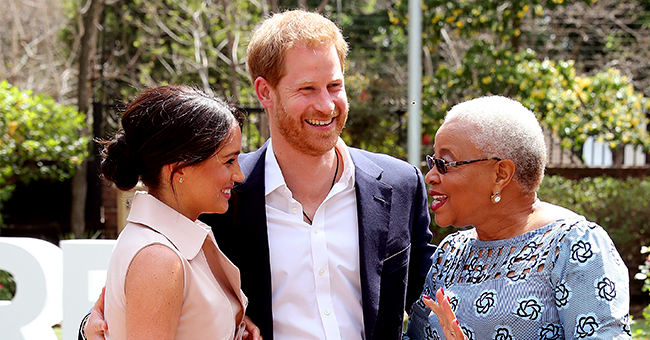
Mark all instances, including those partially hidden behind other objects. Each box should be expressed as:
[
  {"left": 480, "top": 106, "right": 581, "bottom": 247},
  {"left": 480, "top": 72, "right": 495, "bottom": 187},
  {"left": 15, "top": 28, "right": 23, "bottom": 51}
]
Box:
[
  {"left": 232, "top": 163, "right": 245, "bottom": 183},
  {"left": 313, "top": 88, "right": 336, "bottom": 115},
  {"left": 424, "top": 167, "right": 440, "bottom": 186}
]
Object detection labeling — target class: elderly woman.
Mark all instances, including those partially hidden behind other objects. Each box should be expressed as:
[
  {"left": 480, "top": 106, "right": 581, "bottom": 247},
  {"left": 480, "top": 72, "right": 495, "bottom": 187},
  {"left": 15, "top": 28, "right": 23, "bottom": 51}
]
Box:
[{"left": 405, "top": 96, "right": 630, "bottom": 339}]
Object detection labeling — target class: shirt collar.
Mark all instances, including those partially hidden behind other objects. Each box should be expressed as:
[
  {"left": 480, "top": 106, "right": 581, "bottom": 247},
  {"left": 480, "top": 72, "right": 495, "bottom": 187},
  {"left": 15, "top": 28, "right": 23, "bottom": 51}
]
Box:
[
  {"left": 126, "top": 191, "right": 210, "bottom": 260},
  {"left": 264, "top": 137, "right": 355, "bottom": 197}
]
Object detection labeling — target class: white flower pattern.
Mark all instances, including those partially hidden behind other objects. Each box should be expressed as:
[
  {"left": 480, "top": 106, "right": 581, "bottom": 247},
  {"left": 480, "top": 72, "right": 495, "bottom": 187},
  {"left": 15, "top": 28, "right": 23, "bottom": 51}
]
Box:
[{"left": 404, "top": 217, "right": 631, "bottom": 339}]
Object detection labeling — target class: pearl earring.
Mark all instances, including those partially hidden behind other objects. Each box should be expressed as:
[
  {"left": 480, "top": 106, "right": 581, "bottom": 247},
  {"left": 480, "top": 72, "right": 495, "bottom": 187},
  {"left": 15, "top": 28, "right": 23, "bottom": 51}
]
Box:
[{"left": 491, "top": 192, "right": 501, "bottom": 204}]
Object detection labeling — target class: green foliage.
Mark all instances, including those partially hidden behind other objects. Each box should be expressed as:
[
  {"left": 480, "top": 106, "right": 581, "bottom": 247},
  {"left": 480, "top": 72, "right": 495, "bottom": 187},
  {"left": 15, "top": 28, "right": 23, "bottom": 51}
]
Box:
[
  {"left": 394, "top": 0, "right": 594, "bottom": 48},
  {"left": 562, "top": 69, "right": 650, "bottom": 152},
  {"left": 0, "top": 81, "right": 88, "bottom": 225},
  {"left": 418, "top": 40, "right": 650, "bottom": 157},
  {"left": 638, "top": 246, "right": 650, "bottom": 292},
  {"left": 392, "top": 0, "right": 650, "bottom": 160},
  {"left": 338, "top": 8, "right": 411, "bottom": 158},
  {"left": 0, "top": 270, "right": 16, "bottom": 300}
]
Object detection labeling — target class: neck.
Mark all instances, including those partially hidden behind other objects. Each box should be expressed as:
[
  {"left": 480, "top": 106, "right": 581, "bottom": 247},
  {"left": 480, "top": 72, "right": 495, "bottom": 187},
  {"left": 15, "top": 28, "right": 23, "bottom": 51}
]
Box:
[
  {"left": 151, "top": 188, "right": 199, "bottom": 222},
  {"left": 272, "top": 138, "right": 341, "bottom": 216},
  {"left": 474, "top": 191, "right": 540, "bottom": 241}
]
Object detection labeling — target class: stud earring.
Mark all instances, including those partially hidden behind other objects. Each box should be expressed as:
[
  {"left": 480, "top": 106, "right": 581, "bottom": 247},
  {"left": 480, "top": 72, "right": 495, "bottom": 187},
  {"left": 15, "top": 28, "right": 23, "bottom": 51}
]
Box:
[
  {"left": 179, "top": 178, "right": 184, "bottom": 183},
  {"left": 491, "top": 192, "right": 501, "bottom": 204}
]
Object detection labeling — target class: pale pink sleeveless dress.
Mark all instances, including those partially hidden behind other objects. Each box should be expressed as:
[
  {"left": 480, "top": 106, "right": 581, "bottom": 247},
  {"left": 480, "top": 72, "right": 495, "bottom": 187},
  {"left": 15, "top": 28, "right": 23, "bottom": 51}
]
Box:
[{"left": 104, "top": 192, "right": 248, "bottom": 340}]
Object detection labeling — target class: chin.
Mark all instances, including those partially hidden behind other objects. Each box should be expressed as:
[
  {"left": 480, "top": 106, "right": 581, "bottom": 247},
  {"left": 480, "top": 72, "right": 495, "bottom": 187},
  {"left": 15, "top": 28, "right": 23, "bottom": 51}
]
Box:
[
  {"left": 212, "top": 203, "right": 229, "bottom": 215},
  {"left": 434, "top": 215, "right": 453, "bottom": 228}
]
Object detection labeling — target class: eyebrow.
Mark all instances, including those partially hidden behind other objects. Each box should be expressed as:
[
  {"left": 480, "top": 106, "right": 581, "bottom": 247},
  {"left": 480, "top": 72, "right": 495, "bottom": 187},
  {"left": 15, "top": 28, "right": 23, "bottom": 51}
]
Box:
[{"left": 219, "top": 150, "right": 240, "bottom": 159}]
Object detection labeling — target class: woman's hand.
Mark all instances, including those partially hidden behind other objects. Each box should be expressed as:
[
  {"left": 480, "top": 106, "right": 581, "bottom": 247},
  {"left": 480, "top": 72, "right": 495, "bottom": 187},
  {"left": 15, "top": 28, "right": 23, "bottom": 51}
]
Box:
[
  {"left": 84, "top": 287, "right": 108, "bottom": 340},
  {"left": 242, "top": 315, "right": 262, "bottom": 340},
  {"left": 422, "top": 287, "right": 466, "bottom": 340}
]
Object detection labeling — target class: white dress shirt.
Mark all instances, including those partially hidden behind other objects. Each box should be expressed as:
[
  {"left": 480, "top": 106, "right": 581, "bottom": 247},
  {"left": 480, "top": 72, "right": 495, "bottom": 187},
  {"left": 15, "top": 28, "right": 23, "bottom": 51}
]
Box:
[{"left": 265, "top": 138, "right": 364, "bottom": 340}]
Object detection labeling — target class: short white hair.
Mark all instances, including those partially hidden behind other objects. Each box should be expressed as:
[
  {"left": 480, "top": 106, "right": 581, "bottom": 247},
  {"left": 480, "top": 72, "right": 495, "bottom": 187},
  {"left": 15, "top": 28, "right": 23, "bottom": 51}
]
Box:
[{"left": 444, "top": 95, "right": 547, "bottom": 193}]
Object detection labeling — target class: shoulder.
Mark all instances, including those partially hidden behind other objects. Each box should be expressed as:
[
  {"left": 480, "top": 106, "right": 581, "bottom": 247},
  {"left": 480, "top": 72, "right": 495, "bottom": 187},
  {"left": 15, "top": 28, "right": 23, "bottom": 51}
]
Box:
[
  {"left": 125, "top": 244, "right": 184, "bottom": 292},
  {"left": 350, "top": 147, "right": 410, "bottom": 167},
  {"left": 548, "top": 217, "right": 625, "bottom": 267},
  {"left": 550, "top": 216, "right": 611, "bottom": 242},
  {"left": 130, "top": 244, "right": 183, "bottom": 275},
  {"left": 349, "top": 147, "right": 422, "bottom": 180},
  {"left": 239, "top": 144, "right": 266, "bottom": 166}
]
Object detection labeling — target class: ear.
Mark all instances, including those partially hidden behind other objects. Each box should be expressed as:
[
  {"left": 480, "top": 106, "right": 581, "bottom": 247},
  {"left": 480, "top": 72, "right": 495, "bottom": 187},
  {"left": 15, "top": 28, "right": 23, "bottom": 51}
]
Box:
[
  {"left": 254, "top": 76, "right": 274, "bottom": 109},
  {"left": 163, "top": 162, "right": 185, "bottom": 184},
  {"left": 493, "top": 159, "right": 516, "bottom": 192}
]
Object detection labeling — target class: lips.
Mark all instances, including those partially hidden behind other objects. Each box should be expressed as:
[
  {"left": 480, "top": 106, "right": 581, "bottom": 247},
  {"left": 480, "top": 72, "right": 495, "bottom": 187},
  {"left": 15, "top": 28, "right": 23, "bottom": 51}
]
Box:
[
  {"left": 221, "top": 188, "right": 232, "bottom": 199},
  {"left": 429, "top": 192, "right": 448, "bottom": 211}
]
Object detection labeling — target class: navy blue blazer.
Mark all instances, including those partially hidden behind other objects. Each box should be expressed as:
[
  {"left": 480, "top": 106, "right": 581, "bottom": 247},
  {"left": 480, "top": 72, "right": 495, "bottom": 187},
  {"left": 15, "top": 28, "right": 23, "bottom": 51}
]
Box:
[{"left": 200, "top": 143, "right": 435, "bottom": 340}]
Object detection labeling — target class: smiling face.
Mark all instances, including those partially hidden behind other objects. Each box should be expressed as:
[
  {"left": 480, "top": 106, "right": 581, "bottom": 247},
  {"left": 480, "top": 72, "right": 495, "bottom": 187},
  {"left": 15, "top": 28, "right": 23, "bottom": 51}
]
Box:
[
  {"left": 425, "top": 120, "right": 499, "bottom": 228},
  {"left": 267, "top": 44, "right": 349, "bottom": 156},
  {"left": 181, "top": 123, "right": 244, "bottom": 218}
]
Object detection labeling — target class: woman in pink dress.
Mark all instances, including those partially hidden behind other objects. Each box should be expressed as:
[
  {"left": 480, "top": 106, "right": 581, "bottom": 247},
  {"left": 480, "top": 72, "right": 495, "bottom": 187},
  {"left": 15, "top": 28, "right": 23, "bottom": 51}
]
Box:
[{"left": 96, "top": 85, "right": 259, "bottom": 340}]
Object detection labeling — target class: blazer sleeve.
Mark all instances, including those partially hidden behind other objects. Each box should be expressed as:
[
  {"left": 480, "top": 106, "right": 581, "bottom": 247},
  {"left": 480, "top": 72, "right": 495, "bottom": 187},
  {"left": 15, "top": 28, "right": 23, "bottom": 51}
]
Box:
[{"left": 406, "top": 165, "right": 436, "bottom": 310}]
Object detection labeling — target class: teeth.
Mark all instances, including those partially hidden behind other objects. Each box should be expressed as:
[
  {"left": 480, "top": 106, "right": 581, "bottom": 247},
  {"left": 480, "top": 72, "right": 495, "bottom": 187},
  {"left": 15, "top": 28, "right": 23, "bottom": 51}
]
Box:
[
  {"left": 306, "top": 118, "right": 333, "bottom": 126},
  {"left": 431, "top": 195, "right": 446, "bottom": 204},
  {"left": 222, "top": 189, "right": 231, "bottom": 194}
]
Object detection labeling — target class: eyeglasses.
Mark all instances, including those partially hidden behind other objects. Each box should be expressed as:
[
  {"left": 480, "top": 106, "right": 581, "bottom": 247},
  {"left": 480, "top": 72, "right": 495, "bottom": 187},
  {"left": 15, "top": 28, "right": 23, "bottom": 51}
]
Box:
[{"left": 426, "top": 155, "right": 501, "bottom": 174}]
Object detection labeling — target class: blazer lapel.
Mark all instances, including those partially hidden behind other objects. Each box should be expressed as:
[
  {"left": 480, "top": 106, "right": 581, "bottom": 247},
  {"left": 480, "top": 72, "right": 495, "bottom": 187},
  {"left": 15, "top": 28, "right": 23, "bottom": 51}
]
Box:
[
  {"left": 350, "top": 149, "right": 392, "bottom": 339},
  {"left": 232, "top": 145, "right": 274, "bottom": 339}
]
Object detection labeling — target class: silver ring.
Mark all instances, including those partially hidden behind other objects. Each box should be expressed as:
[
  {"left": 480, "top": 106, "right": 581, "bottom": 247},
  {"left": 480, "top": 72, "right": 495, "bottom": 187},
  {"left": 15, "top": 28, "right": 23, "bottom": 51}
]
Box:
[{"left": 450, "top": 330, "right": 456, "bottom": 337}]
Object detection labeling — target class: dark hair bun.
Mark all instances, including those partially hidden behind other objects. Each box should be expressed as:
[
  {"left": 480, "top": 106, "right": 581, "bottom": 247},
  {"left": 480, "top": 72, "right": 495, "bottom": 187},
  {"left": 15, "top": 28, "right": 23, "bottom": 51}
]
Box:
[{"left": 99, "top": 133, "right": 141, "bottom": 191}]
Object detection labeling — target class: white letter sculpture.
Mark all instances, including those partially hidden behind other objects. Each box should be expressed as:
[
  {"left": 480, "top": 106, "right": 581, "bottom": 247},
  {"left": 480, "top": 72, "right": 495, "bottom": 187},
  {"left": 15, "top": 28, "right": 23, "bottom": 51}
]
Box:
[{"left": 0, "top": 237, "right": 62, "bottom": 340}]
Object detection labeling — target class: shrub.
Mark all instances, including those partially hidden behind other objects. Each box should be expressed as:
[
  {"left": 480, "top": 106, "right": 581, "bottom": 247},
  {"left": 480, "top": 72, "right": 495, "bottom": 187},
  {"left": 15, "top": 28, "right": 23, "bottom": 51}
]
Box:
[
  {"left": 0, "top": 270, "right": 15, "bottom": 300},
  {"left": 0, "top": 81, "right": 87, "bottom": 226}
]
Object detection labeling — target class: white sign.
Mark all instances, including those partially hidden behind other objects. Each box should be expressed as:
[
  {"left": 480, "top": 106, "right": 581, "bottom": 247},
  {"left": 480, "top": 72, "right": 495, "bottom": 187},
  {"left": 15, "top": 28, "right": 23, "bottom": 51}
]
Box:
[{"left": 0, "top": 237, "right": 116, "bottom": 340}]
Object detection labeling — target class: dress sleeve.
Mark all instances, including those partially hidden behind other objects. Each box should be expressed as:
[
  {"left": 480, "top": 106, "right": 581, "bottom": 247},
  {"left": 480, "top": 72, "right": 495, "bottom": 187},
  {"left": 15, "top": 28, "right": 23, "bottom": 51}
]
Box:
[{"left": 551, "top": 220, "right": 631, "bottom": 339}]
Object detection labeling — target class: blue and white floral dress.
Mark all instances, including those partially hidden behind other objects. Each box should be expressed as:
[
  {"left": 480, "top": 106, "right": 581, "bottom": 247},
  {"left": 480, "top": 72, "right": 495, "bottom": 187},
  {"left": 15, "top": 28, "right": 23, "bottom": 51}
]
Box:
[{"left": 405, "top": 217, "right": 631, "bottom": 340}]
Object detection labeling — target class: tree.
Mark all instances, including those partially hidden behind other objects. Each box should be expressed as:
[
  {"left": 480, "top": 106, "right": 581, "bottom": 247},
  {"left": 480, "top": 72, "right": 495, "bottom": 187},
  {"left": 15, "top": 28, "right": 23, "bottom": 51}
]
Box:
[
  {"left": 92, "top": 0, "right": 260, "bottom": 104},
  {"left": 392, "top": 0, "right": 650, "bottom": 160},
  {"left": 70, "top": 0, "right": 103, "bottom": 238},
  {"left": 0, "top": 81, "right": 88, "bottom": 228},
  {"left": 0, "top": 0, "right": 76, "bottom": 102}
]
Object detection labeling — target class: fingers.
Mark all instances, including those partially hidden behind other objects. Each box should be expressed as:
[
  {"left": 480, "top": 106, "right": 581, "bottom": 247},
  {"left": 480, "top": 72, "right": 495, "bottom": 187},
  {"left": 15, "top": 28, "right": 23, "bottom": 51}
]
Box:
[
  {"left": 242, "top": 316, "right": 262, "bottom": 340},
  {"left": 436, "top": 287, "right": 455, "bottom": 321},
  {"left": 424, "top": 287, "right": 465, "bottom": 339},
  {"left": 450, "top": 318, "right": 466, "bottom": 339},
  {"left": 84, "top": 287, "right": 108, "bottom": 340},
  {"left": 421, "top": 294, "right": 438, "bottom": 312},
  {"left": 85, "top": 309, "right": 108, "bottom": 340}
]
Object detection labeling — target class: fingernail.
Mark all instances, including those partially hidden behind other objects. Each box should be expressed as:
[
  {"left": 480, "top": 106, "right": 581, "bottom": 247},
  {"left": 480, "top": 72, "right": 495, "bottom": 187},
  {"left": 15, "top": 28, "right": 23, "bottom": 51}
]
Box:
[
  {"left": 422, "top": 294, "right": 431, "bottom": 300},
  {"left": 453, "top": 319, "right": 459, "bottom": 326},
  {"left": 441, "top": 287, "right": 444, "bottom": 294},
  {"left": 446, "top": 295, "right": 450, "bottom": 303}
]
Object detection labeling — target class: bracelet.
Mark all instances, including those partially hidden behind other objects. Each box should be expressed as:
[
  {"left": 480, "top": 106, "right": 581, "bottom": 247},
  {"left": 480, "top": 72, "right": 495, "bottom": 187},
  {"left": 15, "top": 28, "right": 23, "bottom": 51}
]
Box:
[{"left": 78, "top": 313, "right": 91, "bottom": 340}]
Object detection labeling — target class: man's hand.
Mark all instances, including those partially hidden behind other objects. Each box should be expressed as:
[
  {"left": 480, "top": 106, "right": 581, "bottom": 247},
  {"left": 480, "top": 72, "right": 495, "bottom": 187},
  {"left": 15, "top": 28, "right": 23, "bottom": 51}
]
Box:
[
  {"left": 242, "top": 315, "right": 262, "bottom": 340},
  {"left": 84, "top": 287, "right": 108, "bottom": 340}
]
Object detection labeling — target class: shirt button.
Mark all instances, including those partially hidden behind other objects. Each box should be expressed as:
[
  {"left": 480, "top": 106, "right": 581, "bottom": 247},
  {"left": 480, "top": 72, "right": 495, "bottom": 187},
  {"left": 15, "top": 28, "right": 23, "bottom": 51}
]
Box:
[
  {"left": 292, "top": 207, "right": 298, "bottom": 214},
  {"left": 324, "top": 309, "right": 331, "bottom": 315},
  {"left": 313, "top": 228, "right": 319, "bottom": 234},
  {"left": 318, "top": 268, "right": 325, "bottom": 275}
]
